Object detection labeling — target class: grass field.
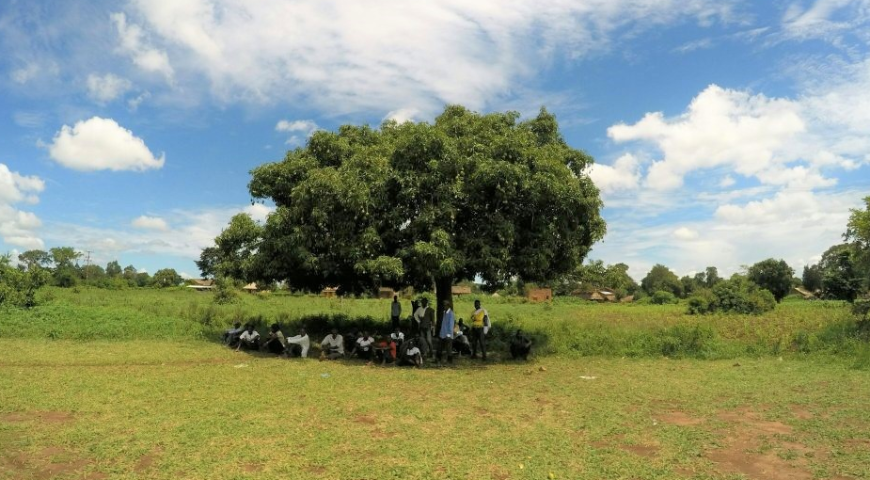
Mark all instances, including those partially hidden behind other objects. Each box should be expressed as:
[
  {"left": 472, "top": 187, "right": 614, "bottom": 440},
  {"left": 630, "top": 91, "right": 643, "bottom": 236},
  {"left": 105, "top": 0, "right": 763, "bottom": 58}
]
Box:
[{"left": 2, "top": 288, "right": 870, "bottom": 479}]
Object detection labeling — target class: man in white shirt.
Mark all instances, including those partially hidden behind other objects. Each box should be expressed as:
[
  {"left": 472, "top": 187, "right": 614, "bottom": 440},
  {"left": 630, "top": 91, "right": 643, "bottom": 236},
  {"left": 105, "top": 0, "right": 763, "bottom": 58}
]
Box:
[
  {"left": 285, "top": 328, "right": 310, "bottom": 358},
  {"left": 236, "top": 324, "right": 260, "bottom": 351},
  {"left": 400, "top": 339, "right": 423, "bottom": 367},
  {"left": 353, "top": 331, "right": 375, "bottom": 361},
  {"left": 320, "top": 328, "right": 344, "bottom": 360},
  {"left": 390, "top": 327, "right": 405, "bottom": 346}
]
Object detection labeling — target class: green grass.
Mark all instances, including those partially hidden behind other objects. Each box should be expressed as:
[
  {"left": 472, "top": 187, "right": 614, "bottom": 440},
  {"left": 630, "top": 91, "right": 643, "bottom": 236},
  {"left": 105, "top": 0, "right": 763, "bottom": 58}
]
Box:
[
  {"left": 1, "top": 341, "right": 869, "bottom": 479},
  {"left": 2, "top": 288, "right": 869, "bottom": 479},
  {"left": 1, "top": 287, "right": 863, "bottom": 359}
]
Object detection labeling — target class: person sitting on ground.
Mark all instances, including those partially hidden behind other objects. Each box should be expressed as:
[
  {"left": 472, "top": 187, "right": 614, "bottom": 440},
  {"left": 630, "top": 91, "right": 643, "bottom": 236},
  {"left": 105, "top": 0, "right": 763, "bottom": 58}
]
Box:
[
  {"left": 236, "top": 323, "right": 261, "bottom": 351},
  {"left": 344, "top": 330, "right": 360, "bottom": 356},
  {"left": 510, "top": 329, "right": 532, "bottom": 360},
  {"left": 453, "top": 319, "right": 472, "bottom": 356},
  {"left": 285, "top": 328, "right": 310, "bottom": 358},
  {"left": 352, "top": 331, "right": 375, "bottom": 361},
  {"left": 320, "top": 328, "right": 344, "bottom": 360},
  {"left": 223, "top": 321, "right": 243, "bottom": 347},
  {"left": 390, "top": 327, "right": 405, "bottom": 347},
  {"left": 262, "top": 323, "right": 287, "bottom": 355},
  {"left": 399, "top": 339, "right": 423, "bottom": 368},
  {"left": 374, "top": 335, "right": 397, "bottom": 365}
]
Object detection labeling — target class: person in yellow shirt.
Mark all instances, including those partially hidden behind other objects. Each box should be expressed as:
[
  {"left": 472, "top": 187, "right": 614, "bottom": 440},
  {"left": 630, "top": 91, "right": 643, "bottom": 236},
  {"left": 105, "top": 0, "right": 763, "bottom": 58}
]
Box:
[{"left": 470, "top": 299, "right": 489, "bottom": 361}]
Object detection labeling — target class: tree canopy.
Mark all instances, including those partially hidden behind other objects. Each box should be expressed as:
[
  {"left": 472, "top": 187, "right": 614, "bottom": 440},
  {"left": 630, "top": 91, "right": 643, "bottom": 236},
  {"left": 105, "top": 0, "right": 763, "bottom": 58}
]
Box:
[
  {"left": 640, "top": 264, "right": 683, "bottom": 297},
  {"left": 229, "top": 105, "right": 605, "bottom": 312},
  {"left": 747, "top": 258, "right": 794, "bottom": 303}
]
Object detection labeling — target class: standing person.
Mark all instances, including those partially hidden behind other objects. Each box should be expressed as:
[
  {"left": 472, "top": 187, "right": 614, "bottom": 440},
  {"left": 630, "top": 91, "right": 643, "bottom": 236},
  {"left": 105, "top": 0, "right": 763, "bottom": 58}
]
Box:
[
  {"left": 320, "top": 328, "right": 344, "bottom": 360},
  {"left": 416, "top": 298, "right": 435, "bottom": 358},
  {"left": 390, "top": 295, "right": 402, "bottom": 330},
  {"left": 262, "top": 323, "right": 287, "bottom": 355},
  {"left": 436, "top": 300, "right": 455, "bottom": 366},
  {"left": 285, "top": 328, "right": 310, "bottom": 358},
  {"left": 409, "top": 300, "right": 420, "bottom": 336},
  {"left": 236, "top": 323, "right": 261, "bottom": 351},
  {"left": 470, "top": 300, "right": 490, "bottom": 361}
]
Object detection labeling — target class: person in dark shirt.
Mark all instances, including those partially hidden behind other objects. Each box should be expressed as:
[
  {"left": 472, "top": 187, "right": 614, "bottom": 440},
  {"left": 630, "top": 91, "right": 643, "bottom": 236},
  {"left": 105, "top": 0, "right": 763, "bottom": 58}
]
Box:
[{"left": 510, "top": 329, "right": 532, "bottom": 360}]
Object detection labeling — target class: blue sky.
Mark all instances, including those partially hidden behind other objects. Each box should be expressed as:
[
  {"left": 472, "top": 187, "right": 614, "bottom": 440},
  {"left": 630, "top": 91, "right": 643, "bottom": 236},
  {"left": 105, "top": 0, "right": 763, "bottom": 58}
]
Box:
[{"left": 1, "top": 0, "right": 869, "bottom": 280}]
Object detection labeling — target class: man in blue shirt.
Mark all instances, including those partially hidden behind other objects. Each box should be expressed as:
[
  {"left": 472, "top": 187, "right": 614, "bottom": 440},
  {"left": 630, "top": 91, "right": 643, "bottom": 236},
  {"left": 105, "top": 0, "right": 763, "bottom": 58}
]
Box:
[{"left": 436, "top": 300, "right": 455, "bottom": 366}]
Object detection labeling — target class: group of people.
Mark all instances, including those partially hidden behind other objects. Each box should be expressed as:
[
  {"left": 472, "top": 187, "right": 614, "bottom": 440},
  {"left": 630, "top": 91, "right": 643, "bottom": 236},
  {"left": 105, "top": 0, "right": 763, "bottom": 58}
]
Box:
[{"left": 222, "top": 297, "right": 533, "bottom": 366}]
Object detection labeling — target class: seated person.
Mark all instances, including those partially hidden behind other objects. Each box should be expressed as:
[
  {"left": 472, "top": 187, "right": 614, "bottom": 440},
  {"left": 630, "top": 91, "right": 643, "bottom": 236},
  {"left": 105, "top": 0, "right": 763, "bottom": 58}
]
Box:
[
  {"left": 223, "top": 321, "right": 243, "bottom": 347},
  {"left": 285, "top": 328, "right": 310, "bottom": 358},
  {"left": 236, "top": 324, "right": 261, "bottom": 351},
  {"left": 510, "top": 329, "right": 532, "bottom": 360},
  {"left": 390, "top": 327, "right": 405, "bottom": 347},
  {"left": 344, "top": 330, "right": 360, "bottom": 356},
  {"left": 374, "top": 336, "right": 397, "bottom": 365},
  {"left": 399, "top": 339, "right": 423, "bottom": 367},
  {"left": 351, "top": 331, "right": 375, "bottom": 361},
  {"left": 320, "top": 328, "right": 344, "bottom": 360},
  {"left": 453, "top": 320, "right": 472, "bottom": 356},
  {"left": 262, "top": 323, "right": 287, "bottom": 355}
]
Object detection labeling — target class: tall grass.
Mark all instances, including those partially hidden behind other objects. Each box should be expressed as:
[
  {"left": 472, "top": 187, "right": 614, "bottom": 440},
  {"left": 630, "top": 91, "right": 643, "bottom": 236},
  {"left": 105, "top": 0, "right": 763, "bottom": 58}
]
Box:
[{"left": 0, "top": 287, "right": 864, "bottom": 359}]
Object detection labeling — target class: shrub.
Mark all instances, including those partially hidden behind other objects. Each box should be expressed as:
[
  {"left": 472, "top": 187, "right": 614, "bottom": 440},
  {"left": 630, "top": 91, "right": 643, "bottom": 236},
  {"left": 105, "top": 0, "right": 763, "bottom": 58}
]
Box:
[
  {"left": 212, "top": 277, "right": 239, "bottom": 305},
  {"left": 651, "top": 290, "right": 678, "bottom": 305},
  {"left": 687, "top": 276, "right": 776, "bottom": 315}
]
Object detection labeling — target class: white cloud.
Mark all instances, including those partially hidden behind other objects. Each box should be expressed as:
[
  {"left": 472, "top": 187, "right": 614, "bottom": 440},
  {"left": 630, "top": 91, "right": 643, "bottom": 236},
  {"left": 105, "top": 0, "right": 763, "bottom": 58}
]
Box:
[
  {"left": 384, "top": 108, "right": 421, "bottom": 123},
  {"left": 275, "top": 119, "right": 319, "bottom": 145},
  {"left": 592, "top": 189, "right": 864, "bottom": 280},
  {"left": 719, "top": 175, "right": 736, "bottom": 188},
  {"left": 44, "top": 204, "right": 275, "bottom": 264},
  {"left": 47, "top": 117, "right": 165, "bottom": 172},
  {"left": 10, "top": 63, "right": 41, "bottom": 84},
  {"left": 0, "top": 163, "right": 44, "bottom": 251},
  {"left": 111, "top": 12, "right": 174, "bottom": 82},
  {"left": 114, "top": 0, "right": 737, "bottom": 115},
  {"left": 781, "top": 0, "right": 870, "bottom": 41},
  {"left": 608, "top": 84, "right": 866, "bottom": 191},
  {"left": 588, "top": 153, "right": 641, "bottom": 194},
  {"left": 86, "top": 73, "right": 133, "bottom": 104},
  {"left": 132, "top": 215, "right": 170, "bottom": 232},
  {"left": 127, "top": 91, "right": 151, "bottom": 111},
  {"left": 673, "top": 227, "right": 699, "bottom": 241},
  {"left": 244, "top": 204, "right": 273, "bottom": 223}
]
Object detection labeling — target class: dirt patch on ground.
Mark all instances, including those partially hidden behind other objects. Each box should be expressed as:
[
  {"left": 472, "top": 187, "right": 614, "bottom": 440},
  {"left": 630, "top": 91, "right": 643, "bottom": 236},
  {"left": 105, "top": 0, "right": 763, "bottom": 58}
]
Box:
[
  {"left": 353, "top": 414, "right": 377, "bottom": 425},
  {"left": 658, "top": 411, "right": 704, "bottom": 426},
  {"left": 790, "top": 405, "right": 814, "bottom": 420},
  {"left": 0, "top": 411, "right": 74, "bottom": 424},
  {"left": 705, "top": 407, "right": 842, "bottom": 480},
  {"left": 242, "top": 463, "right": 263, "bottom": 473},
  {"left": 371, "top": 428, "right": 397, "bottom": 439},
  {"left": 134, "top": 448, "right": 162, "bottom": 473},
  {"left": 0, "top": 446, "right": 95, "bottom": 480},
  {"left": 489, "top": 464, "right": 510, "bottom": 480},
  {"left": 621, "top": 444, "right": 659, "bottom": 458},
  {"left": 306, "top": 465, "right": 327, "bottom": 475}
]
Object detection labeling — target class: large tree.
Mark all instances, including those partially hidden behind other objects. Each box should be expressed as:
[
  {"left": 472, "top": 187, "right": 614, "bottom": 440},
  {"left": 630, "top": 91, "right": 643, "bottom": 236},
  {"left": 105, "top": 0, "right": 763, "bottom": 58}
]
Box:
[
  {"left": 246, "top": 106, "right": 605, "bottom": 315},
  {"left": 640, "top": 264, "right": 683, "bottom": 297},
  {"left": 747, "top": 258, "right": 794, "bottom": 303},
  {"left": 198, "top": 214, "right": 263, "bottom": 281},
  {"left": 820, "top": 244, "right": 863, "bottom": 302}
]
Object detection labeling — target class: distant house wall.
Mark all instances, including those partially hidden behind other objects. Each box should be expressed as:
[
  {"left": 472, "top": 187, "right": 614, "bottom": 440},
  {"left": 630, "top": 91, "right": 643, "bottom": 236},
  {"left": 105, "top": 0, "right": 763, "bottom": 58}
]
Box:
[
  {"left": 451, "top": 286, "right": 472, "bottom": 296},
  {"left": 526, "top": 288, "right": 552, "bottom": 302}
]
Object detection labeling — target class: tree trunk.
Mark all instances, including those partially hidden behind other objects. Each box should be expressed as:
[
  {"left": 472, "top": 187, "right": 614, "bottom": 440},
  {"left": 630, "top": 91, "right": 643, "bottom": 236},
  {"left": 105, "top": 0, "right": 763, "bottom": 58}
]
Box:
[{"left": 435, "top": 276, "right": 453, "bottom": 330}]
